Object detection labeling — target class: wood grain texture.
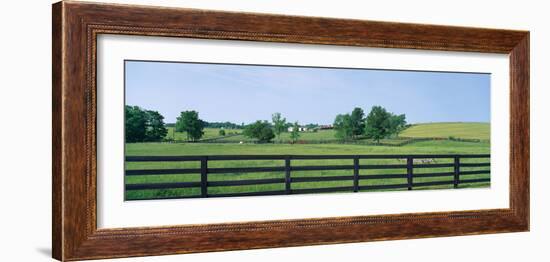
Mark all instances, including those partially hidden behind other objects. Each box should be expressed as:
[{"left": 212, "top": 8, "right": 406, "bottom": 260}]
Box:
[
  {"left": 52, "top": 2, "right": 63, "bottom": 260},
  {"left": 52, "top": 1, "right": 530, "bottom": 261},
  {"left": 509, "top": 35, "right": 530, "bottom": 227}
]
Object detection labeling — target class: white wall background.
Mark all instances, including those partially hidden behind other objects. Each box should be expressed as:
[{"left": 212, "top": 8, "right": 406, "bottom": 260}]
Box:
[{"left": 0, "top": 0, "right": 546, "bottom": 261}]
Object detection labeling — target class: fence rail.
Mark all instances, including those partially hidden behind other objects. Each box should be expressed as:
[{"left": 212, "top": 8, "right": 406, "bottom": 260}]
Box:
[{"left": 125, "top": 154, "right": 490, "bottom": 200}]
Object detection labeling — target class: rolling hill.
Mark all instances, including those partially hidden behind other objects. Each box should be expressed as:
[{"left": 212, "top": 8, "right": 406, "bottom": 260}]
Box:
[{"left": 399, "top": 122, "right": 490, "bottom": 140}]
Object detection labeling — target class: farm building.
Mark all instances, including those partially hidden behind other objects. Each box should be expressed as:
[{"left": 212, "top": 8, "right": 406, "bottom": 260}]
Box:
[{"left": 287, "top": 126, "right": 309, "bottom": 132}]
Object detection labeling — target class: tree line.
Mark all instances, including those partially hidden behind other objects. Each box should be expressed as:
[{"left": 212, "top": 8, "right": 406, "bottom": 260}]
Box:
[
  {"left": 126, "top": 108, "right": 220, "bottom": 142},
  {"left": 203, "top": 121, "right": 243, "bottom": 129},
  {"left": 166, "top": 121, "right": 243, "bottom": 129},
  {"left": 235, "top": 106, "right": 407, "bottom": 144},
  {"left": 334, "top": 106, "right": 407, "bottom": 142},
  {"left": 126, "top": 105, "right": 407, "bottom": 144},
  {"left": 171, "top": 111, "right": 303, "bottom": 143}
]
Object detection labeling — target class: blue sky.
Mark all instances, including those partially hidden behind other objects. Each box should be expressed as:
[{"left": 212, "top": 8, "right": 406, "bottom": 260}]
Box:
[{"left": 125, "top": 61, "right": 490, "bottom": 125}]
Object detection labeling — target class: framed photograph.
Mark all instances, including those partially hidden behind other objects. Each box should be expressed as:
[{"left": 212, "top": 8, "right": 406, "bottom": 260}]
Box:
[{"left": 52, "top": 1, "right": 529, "bottom": 261}]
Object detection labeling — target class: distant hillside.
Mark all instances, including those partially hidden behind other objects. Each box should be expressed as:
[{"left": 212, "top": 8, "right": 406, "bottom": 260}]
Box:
[{"left": 400, "top": 122, "right": 490, "bottom": 140}]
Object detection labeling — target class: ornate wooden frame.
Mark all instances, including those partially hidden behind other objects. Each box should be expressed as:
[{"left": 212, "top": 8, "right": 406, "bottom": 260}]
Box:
[{"left": 52, "top": 1, "right": 529, "bottom": 261}]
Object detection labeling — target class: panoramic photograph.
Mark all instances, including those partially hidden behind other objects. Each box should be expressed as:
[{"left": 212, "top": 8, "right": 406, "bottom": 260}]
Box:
[{"left": 124, "top": 60, "right": 491, "bottom": 201}]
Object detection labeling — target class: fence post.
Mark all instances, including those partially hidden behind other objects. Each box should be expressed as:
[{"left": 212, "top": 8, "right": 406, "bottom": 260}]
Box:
[
  {"left": 353, "top": 157, "right": 359, "bottom": 192},
  {"left": 200, "top": 157, "right": 208, "bottom": 197},
  {"left": 407, "top": 156, "right": 413, "bottom": 190},
  {"left": 285, "top": 156, "right": 291, "bottom": 194},
  {"left": 453, "top": 156, "right": 460, "bottom": 188}
]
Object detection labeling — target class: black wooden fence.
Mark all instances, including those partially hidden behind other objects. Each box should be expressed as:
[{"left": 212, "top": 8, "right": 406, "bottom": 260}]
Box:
[{"left": 125, "top": 154, "right": 490, "bottom": 200}]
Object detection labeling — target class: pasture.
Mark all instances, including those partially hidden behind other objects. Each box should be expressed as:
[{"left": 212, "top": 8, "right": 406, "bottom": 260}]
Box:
[
  {"left": 166, "top": 122, "right": 491, "bottom": 144},
  {"left": 208, "top": 129, "right": 338, "bottom": 143},
  {"left": 400, "top": 122, "right": 490, "bottom": 140},
  {"left": 165, "top": 127, "right": 241, "bottom": 141},
  {"left": 125, "top": 139, "right": 490, "bottom": 200}
]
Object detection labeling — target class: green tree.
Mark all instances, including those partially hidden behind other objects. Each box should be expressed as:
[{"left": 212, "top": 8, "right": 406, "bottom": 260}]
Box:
[
  {"left": 388, "top": 114, "right": 407, "bottom": 137},
  {"left": 290, "top": 122, "right": 300, "bottom": 143},
  {"left": 175, "top": 110, "right": 205, "bottom": 142},
  {"left": 271, "top": 112, "right": 287, "bottom": 140},
  {"left": 125, "top": 106, "right": 168, "bottom": 142},
  {"left": 219, "top": 129, "right": 226, "bottom": 136},
  {"left": 333, "top": 114, "right": 353, "bottom": 141},
  {"left": 144, "top": 110, "right": 168, "bottom": 142},
  {"left": 350, "top": 107, "right": 365, "bottom": 138},
  {"left": 125, "top": 105, "right": 147, "bottom": 142},
  {"left": 364, "top": 106, "right": 394, "bottom": 143},
  {"left": 364, "top": 106, "right": 408, "bottom": 142},
  {"left": 243, "top": 120, "right": 275, "bottom": 143}
]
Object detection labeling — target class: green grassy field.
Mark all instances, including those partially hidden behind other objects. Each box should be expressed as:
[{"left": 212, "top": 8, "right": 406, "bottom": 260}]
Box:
[
  {"left": 210, "top": 129, "right": 338, "bottom": 143},
  {"left": 165, "top": 122, "right": 490, "bottom": 144},
  {"left": 125, "top": 139, "right": 490, "bottom": 200},
  {"left": 165, "top": 127, "right": 242, "bottom": 141},
  {"left": 200, "top": 129, "right": 411, "bottom": 145},
  {"left": 400, "top": 122, "right": 490, "bottom": 140}
]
